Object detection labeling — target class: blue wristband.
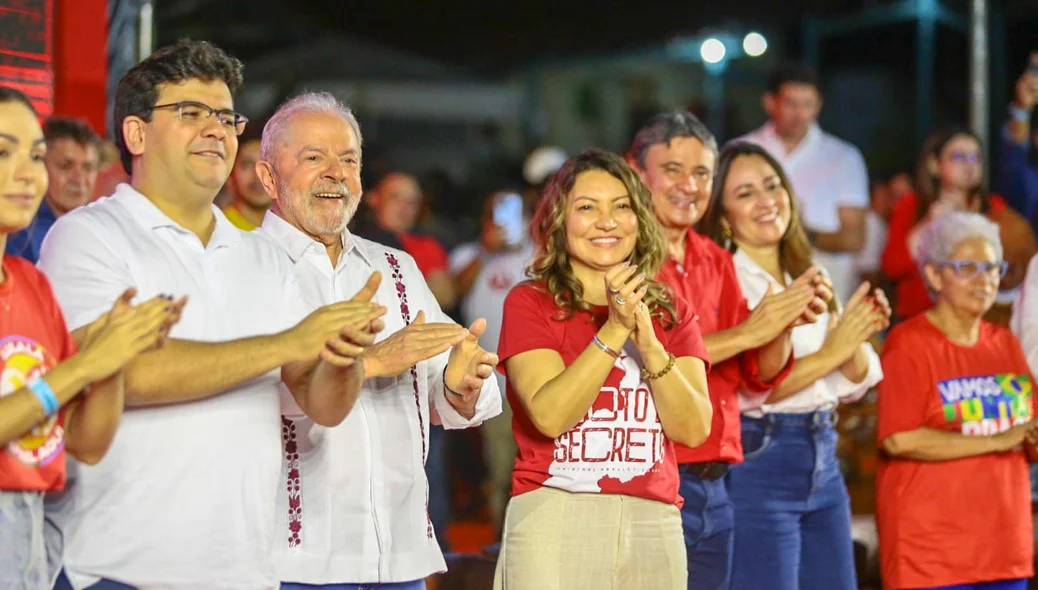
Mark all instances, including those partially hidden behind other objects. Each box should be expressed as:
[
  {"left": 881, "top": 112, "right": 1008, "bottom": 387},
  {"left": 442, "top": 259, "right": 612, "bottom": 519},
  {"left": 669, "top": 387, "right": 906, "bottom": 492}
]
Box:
[{"left": 27, "top": 376, "right": 59, "bottom": 416}]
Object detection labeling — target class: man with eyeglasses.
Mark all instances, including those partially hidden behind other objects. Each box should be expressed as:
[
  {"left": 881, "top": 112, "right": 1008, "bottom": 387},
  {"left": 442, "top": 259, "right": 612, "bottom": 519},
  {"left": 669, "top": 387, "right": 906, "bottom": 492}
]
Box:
[
  {"left": 41, "top": 39, "right": 383, "bottom": 590},
  {"left": 737, "top": 63, "right": 870, "bottom": 305},
  {"left": 627, "top": 111, "right": 832, "bottom": 590}
]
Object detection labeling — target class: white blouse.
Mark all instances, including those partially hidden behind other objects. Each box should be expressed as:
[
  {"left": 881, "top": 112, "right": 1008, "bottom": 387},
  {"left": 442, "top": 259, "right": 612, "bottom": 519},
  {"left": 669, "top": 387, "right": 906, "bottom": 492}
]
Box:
[{"left": 731, "top": 249, "right": 883, "bottom": 416}]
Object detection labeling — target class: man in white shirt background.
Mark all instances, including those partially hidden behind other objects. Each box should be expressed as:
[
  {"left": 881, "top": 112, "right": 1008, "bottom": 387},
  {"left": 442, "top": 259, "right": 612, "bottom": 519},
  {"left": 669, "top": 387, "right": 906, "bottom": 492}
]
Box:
[
  {"left": 738, "top": 63, "right": 870, "bottom": 304},
  {"left": 254, "top": 91, "right": 502, "bottom": 590},
  {"left": 42, "top": 40, "right": 385, "bottom": 590}
]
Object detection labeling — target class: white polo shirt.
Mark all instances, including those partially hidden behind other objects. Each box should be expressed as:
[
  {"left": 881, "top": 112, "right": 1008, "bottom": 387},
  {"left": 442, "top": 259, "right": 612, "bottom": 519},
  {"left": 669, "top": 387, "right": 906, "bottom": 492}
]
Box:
[
  {"left": 256, "top": 212, "right": 501, "bottom": 585},
  {"left": 38, "top": 184, "right": 310, "bottom": 590},
  {"left": 731, "top": 249, "right": 883, "bottom": 416},
  {"left": 737, "top": 121, "right": 870, "bottom": 304}
]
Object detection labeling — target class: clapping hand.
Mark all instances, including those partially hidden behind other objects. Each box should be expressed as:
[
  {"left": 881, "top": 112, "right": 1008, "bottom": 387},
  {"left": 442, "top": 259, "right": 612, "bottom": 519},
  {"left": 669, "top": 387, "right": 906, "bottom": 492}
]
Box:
[
  {"left": 443, "top": 318, "right": 498, "bottom": 398},
  {"left": 604, "top": 262, "right": 648, "bottom": 333},
  {"left": 363, "top": 310, "right": 468, "bottom": 378}
]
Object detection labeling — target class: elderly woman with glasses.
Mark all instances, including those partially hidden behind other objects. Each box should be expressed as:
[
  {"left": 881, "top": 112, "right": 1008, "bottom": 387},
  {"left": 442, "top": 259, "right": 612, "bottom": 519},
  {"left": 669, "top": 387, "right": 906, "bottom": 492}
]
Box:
[
  {"left": 493, "top": 149, "right": 712, "bottom": 590},
  {"left": 876, "top": 211, "right": 1038, "bottom": 590}
]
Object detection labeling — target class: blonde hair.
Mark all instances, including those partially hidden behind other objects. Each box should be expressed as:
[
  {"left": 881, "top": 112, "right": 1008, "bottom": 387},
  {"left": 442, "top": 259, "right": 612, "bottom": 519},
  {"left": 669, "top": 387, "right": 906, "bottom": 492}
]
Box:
[{"left": 527, "top": 149, "right": 677, "bottom": 326}]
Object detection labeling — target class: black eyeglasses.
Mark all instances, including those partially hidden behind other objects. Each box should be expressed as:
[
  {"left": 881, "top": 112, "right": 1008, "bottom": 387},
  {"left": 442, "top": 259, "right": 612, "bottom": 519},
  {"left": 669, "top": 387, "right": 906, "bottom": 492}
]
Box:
[
  {"left": 937, "top": 260, "right": 1008, "bottom": 279},
  {"left": 148, "top": 101, "right": 248, "bottom": 135}
]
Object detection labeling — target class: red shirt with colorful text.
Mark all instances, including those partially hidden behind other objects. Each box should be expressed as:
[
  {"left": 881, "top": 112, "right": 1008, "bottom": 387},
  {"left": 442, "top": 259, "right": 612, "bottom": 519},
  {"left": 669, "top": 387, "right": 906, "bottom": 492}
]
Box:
[
  {"left": 0, "top": 255, "right": 77, "bottom": 492},
  {"left": 876, "top": 314, "right": 1035, "bottom": 588},
  {"left": 497, "top": 282, "right": 709, "bottom": 506}
]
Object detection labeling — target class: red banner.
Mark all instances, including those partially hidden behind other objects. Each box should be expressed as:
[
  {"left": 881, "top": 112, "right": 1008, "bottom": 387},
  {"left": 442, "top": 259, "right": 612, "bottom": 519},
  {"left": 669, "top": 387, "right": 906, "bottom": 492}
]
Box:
[{"left": 0, "top": 0, "right": 53, "bottom": 118}]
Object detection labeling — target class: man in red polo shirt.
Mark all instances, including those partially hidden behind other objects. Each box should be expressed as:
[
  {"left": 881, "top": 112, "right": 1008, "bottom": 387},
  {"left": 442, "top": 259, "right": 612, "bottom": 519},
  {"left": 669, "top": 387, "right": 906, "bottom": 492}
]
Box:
[{"left": 627, "top": 112, "right": 831, "bottom": 590}]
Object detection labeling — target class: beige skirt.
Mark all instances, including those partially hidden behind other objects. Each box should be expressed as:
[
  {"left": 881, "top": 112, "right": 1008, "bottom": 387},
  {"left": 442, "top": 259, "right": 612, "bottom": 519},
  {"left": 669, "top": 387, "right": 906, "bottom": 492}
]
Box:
[{"left": 493, "top": 486, "right": 687, "bottom": 590}]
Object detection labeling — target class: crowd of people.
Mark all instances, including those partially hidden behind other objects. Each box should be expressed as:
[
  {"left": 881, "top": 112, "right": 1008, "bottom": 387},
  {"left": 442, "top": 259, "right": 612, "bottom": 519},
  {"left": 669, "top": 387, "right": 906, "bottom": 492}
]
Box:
[{"left": 3, "top": 37, "right": 1038, "bottom": 590}]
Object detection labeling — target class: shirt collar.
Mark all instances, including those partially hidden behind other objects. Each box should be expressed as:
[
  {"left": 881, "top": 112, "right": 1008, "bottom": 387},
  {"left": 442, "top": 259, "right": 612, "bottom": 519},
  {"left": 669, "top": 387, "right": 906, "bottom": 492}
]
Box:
[
  {"left": 112, "top": 183, "right": 242, "bottom": 249},
  {"left": 757, "top": 121, "right": 823, "bottom": 161},
  {"left": 731, "top": 247, "right": 792, "bottom": 287},
  {"left": 258, "top": 210, "right": 372, "bottom": 268}
]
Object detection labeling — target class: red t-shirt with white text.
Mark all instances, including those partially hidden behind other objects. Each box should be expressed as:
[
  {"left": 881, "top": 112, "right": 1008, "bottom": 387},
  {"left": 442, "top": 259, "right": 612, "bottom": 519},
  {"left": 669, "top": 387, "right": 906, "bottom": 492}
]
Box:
[
  {"left": 497, "top": 282, "right": 709, "bottom": 506},
  {"left": 0, "top": 255, "right": 78, "bottom": 492}
]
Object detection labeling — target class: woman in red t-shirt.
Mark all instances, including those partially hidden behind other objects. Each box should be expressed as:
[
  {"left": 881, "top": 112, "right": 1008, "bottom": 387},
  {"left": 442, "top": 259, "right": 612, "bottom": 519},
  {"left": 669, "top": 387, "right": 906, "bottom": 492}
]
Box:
[
  {"left": 493, "top": 150, "right": 712, "bottom": 590},
  {"left": 0, "top": 86, "right": 181, "bottom": 589},
  {"left": 881, "top": 127, "right": 1037, "bottom": 320},
  {"left": 877, "top": 211, "right": 1037, "bottom": 590}
]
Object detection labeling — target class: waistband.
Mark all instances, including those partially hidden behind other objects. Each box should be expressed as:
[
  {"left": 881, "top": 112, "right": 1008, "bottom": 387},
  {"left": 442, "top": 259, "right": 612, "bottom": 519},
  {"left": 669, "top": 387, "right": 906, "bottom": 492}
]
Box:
[{"left": 741, "top": 410, "right": 838, "bottom": 429}]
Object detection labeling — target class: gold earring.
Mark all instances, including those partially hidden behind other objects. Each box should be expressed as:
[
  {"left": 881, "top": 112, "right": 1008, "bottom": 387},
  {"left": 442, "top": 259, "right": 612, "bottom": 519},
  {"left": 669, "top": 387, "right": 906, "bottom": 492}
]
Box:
[{"left": 721, "top": 226, "right": 732, "bottom": 240}]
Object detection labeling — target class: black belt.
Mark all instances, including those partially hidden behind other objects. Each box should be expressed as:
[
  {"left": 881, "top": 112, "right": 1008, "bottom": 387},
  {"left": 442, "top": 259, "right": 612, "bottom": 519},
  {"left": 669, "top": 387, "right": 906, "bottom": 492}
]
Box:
[{"left": 680, "top": 460, "right": 729, "bottom": 481}]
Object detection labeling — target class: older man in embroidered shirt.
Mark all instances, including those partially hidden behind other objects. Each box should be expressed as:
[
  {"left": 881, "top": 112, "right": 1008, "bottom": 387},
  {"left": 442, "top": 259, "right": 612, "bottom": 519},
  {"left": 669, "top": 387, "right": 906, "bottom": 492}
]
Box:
[
  {"left": 40, "top": 41, "right": 383, "bottom": 590},
  {"left": 254, "top": 92, "right": 501, "bottom": 590}
]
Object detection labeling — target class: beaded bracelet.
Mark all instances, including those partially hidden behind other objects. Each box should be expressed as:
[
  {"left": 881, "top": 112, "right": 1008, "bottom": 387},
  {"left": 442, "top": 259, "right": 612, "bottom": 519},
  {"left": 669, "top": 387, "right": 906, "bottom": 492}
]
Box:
[{"left": 641, "top": 353, "right": 676, "bottom": 381}]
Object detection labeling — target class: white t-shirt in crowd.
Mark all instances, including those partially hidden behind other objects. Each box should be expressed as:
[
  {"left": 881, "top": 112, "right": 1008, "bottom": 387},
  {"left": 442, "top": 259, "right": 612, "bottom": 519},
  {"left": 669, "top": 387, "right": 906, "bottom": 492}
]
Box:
[
  {"left": 38, "top": 184, "right": 310, "bottom": 590},
  {"left": 448, "top": 240, "right": 535, "bottom": 354},
  {"left": 731, "top": 249, "right": 883, "bottom": 416},
  {"left": 257, "top": 212, "right": 501, "bottom": 585},
  {"left": 737, "top": 121, "right": 870, "bottom": 304}
]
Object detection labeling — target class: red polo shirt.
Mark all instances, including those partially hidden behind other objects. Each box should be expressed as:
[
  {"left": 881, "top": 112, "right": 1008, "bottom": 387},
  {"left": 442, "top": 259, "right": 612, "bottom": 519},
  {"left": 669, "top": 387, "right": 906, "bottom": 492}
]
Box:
[{"left": 658, "top": 231, "right": 792, "bottom": 464}]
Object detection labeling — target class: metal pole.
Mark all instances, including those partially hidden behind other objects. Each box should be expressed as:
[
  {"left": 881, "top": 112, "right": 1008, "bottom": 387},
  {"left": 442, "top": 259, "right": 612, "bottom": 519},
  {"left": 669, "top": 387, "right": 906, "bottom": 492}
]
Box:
[
  {"left": 969, "top": 0, "right": 989, "bottom": 168},
  {"left": 138, "top": 0, "right": 154, "bottom": 61}
]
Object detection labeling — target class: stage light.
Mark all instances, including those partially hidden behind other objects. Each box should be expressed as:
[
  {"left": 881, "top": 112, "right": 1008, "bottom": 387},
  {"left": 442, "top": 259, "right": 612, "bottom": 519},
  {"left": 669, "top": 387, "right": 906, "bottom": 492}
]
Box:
[
  {"left": 700, "top": 38, "right": 726, "bottom": 64},
  {"left": 743, "top": 32, "right": 767, "bottom": 57}
]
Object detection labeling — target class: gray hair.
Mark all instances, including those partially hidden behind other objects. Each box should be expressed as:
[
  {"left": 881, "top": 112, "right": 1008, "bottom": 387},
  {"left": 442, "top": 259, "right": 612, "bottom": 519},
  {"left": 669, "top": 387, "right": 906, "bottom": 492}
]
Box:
[
  {"left": 261, "top": 91, "right": 363, "bottom": 163},
  {"left": 917, "top": 211, "right": 1003, "bottom": 300},
  {"left": 627, "top": 111, "right": 718, "bottom": 170}
]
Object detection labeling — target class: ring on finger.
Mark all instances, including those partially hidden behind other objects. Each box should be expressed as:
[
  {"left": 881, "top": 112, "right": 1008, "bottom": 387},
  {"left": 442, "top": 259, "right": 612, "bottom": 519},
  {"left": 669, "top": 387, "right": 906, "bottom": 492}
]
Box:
[
  {"left": 607, "top": 286, "right": 620, "bottom": 294},
  {"left": 615, "top": 295, "right": 628, "bottom": 306}
]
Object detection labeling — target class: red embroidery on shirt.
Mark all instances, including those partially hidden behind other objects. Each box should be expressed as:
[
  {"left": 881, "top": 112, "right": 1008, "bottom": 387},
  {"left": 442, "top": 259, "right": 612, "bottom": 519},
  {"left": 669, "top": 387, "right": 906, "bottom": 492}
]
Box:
[
  {"left": 385, "top": 253, "right": 435, "bottom": 540},
  {"left": 282, "top": 415, "right": 302, "bottom": 548}
]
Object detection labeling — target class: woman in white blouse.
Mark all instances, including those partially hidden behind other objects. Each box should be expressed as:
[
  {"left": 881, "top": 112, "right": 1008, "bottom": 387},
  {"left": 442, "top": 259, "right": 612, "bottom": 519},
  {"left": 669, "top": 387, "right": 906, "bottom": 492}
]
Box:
[{"left": 697, "top": 141, "right": 890, "bottom": 590}]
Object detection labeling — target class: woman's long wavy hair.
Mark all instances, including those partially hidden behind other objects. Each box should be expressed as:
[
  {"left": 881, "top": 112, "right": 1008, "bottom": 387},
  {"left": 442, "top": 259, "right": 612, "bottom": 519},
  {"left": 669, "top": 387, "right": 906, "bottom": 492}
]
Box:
[
  {"left": 698, "top": 141, "right": 837, "bottom": 311},
  {"left": 913, "top": 127, "right": 990, "bottom": 222},
  {"left": 526, "top": 149, "right": 678, "bottom": 327}
]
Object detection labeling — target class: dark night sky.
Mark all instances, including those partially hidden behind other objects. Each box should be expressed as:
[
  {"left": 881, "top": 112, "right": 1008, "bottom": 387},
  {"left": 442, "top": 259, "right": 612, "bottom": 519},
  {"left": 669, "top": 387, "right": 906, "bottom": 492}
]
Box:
[
  {"left": 156, "top": 0, "right": 1038, "bottom": 100},
  {"left": 155, "top": 0, "right": 914, "bottom": 71}
]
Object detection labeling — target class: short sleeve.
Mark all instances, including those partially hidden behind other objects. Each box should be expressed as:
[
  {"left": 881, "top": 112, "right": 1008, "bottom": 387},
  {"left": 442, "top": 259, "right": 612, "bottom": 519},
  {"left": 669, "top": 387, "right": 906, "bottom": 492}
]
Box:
[
  {"left": 837, "top": 147, "right": 870, "bottom": 208},
  {"left": 663, "top": 298, "right": 710, "bottom": 372},
  {"left": 876, "top": 330, "right": 933, "bottom": 443},
  {"left": 496, "top": 284, "right": 558, "bottom": 375},
  {"left": 1004, "top": 330, "right": 1038, "bottom": 420},
  {"left": 38, "top": 214, "right": 135, "bottom": 331}
]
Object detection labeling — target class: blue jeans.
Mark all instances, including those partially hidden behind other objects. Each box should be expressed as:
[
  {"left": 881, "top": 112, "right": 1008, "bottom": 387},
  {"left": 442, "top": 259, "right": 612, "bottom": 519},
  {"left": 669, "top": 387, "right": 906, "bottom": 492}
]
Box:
[
  {"left": 678, "top": 468, "right": 734, "bottom": 590},
  {"left": 426, "top": 424, "right": 450, "bottom": 552},
  {"left": 280, "top": 581, "right": 425, "bottom": 590},
  {"left": 911, "top": 581, "right": 1028, "bottom": 590},
  {"left": 53, "top": 570, "right": 137, "bottom": 589},
  {"left": 727, "top": 411, "right": 856, "bottom": 590}
]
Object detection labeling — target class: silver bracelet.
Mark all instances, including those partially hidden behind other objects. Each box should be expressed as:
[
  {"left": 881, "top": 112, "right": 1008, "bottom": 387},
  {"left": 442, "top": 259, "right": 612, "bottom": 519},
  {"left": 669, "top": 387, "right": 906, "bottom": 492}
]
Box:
[{"left": 592, "top": 335, "right": 620, "bottom": 359}]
